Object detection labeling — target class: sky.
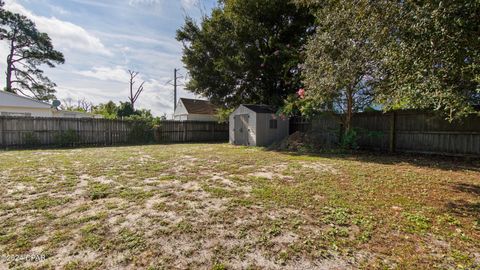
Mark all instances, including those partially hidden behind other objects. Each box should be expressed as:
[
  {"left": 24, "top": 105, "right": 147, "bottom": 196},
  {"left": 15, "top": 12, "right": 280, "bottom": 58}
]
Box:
[{"left": 1, "top": 0, "right": 217, "bottom": 117}]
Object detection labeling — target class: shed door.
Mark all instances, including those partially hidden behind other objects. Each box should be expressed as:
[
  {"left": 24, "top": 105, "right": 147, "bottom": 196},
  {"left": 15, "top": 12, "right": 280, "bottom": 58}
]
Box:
[{"left": 234, "top": 114, "right": 249, "bottom": 145}]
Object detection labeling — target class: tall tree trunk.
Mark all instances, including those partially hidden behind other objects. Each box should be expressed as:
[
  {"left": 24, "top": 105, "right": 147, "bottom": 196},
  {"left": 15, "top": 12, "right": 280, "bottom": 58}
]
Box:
[
  {"left": 5, "top": 38, "right": 15, "bottom": 93},
  {"left": 6, "top": 59, "right": 12, "bottom": 92},
  {"left": 129, "top": 79, "right": 134, "bottom": 110},
  {"left": 345, "top": 88, "right": 354, "bottom": 135}
]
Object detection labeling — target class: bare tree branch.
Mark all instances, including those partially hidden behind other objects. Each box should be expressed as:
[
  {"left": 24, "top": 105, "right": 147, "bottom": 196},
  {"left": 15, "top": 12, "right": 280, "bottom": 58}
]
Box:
[{"left": 128, "top": 70, "right": 146, "bottom": 110}]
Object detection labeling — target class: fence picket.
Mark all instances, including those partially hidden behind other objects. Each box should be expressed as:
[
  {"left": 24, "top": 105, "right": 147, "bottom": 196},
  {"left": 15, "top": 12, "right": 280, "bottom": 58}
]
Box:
[
  {"left": 0, "top": 117, "right": 228, "bottom": 149},
  {"left": 289, "top": 111, "right": 480, "bottom": 156}
]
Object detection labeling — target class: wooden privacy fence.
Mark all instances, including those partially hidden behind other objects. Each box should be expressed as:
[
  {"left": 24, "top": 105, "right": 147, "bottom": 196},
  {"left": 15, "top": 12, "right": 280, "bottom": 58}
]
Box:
[
  {"left": 290, "top": 111, "right": 480, "bottom": 156},
  {"left": 0, "top": 117, "right": 229, "bottom": 149},
  {"left": 0, "top": 116, "right": 136, "bottom": 148},
  {"left": 154, "top": 120, "right": 228, "bottom": 143}
]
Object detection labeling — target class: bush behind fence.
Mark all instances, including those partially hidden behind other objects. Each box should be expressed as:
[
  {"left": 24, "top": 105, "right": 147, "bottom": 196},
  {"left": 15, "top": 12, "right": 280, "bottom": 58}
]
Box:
[{"left": 290, "top": 111, "right": 480, "bottom": 156}]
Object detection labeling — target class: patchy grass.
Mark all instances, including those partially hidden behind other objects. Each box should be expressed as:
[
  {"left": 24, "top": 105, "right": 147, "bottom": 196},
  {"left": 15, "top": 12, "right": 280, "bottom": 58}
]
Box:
[{"left": 0, "top": 144, "right": 479, "bottom": 269}]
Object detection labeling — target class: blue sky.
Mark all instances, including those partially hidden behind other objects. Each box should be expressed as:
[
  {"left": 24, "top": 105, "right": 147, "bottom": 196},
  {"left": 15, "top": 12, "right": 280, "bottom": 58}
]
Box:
[{"left": 1, "top": 0, "right": 217, "bottom": 116}]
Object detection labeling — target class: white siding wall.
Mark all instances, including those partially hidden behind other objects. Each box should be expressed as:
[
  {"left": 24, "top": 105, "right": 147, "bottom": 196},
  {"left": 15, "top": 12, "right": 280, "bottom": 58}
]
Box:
[
  {"left": 174, "top": 114, "right": 217, "bottom": 121},
  {"left": 174, "top": 115, "right": 188, "bottom": 121},
  {"left": 187, "top": 114, "right": 217, "bottom": 121},
  {"left": 229, "top": 105, "right": 257, "bottom": 146},
  {"left": 173, "top": 100, "right": 188, "bottom": 116},
  {"left": 53, "top": 111, "right": 101, "bottom": 118},
  {"left": 0, "top": 106, "right": 54, "bottom": 117}
]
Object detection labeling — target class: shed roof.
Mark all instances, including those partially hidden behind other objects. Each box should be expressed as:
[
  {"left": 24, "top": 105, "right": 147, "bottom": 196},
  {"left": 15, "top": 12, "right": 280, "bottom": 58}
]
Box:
[
  {"left": 242, "top": 104, "right": 276, "bottom": 114},
  {"left": 180, "top": 98, "right": 217, "bottom": 115}
]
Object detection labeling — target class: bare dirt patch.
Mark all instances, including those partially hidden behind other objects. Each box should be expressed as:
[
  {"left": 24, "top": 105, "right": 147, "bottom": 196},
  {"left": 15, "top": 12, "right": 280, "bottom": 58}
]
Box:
[{"left": 0, "top": 144, "right": 478, "bottom": 269}]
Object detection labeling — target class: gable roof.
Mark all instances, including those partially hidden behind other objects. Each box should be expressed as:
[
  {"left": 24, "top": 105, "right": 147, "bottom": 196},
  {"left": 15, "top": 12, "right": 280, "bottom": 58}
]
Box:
[
  {"left": 0, "top": 91, "right": 52, "bottom": 109},
  {"left": 242, "top": 104, "right": 276, "bottom": 114},
  {"left": 180, "top": 98, "right": 217, "bottom": 115}
]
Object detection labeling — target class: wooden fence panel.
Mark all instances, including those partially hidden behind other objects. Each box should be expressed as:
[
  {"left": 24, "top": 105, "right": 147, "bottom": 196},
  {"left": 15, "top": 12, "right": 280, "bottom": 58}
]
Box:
[
  {"left": 290, "top": 111, "right": 480, "bottom": 156},
  {"left": 0, "top": 116, "right": 134, "bottom": 148},
  {"left": 352, "top": 113, "right": 391, "bottom": 151},
  {"left": 0, "top": 117, "right": 228, "bottom": 149},
  {"left": 394, "top": 112, "right": 480, "bottom": 155},
  {"left": 155, "top": 120, "right": 228, "bottom": 143}
]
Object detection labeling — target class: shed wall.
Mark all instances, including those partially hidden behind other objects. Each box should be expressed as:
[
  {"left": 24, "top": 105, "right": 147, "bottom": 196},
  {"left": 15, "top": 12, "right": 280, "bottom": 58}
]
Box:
[{"left": 255, "top": 113, "right": 289, "bottom": 146}]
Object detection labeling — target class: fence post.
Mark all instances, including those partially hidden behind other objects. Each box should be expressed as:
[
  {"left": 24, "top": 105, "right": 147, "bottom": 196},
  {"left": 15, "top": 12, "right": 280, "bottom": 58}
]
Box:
[
  {"left": 213, "top": 122, "right": 216, "bottom": 141},
  {"left": 183, "top": 122, "right": 186, "bottom": 142},
  {"left": 389, "top": 111, "right": 396, "bottom": 152},
  {"left": 0, "top": 117, "right": 4, "bottom": 148}
]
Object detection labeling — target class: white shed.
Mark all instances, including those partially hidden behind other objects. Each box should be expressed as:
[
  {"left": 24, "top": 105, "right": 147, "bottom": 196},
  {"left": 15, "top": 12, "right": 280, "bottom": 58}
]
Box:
[{"left": 229, "top": 104, "right": 289, "bottom": 146}]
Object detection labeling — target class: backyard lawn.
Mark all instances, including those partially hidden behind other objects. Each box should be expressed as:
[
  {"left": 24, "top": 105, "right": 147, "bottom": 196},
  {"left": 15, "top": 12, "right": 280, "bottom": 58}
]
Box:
[{"left": 0, "top": 144, "right": 479, "bottom": 269}]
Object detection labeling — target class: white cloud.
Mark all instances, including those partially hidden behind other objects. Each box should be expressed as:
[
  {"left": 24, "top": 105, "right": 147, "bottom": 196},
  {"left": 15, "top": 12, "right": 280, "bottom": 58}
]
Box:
[
  {"left": 128, "top": 0, "right": 162, "bottom": 6},
  {"left": 48, "top": 4, "right": 70, "bottom": 15},
  {"left": 0, "top": 0, "right": 208, "bottom": 117},
  {"left": 128, "top": 0, "right": 198, "bottom": 10},
  {"left": 95, "top": 31, "right": 181, "bottom": 53},
  {"left": 181, "top": 0, "right": 198, "bottom": 9},
  {"left": 76, "top": 66, "right": 131, "bottom": 82},
  {"left": 4, "top": 0, "right": 111, "bottom": 56}
]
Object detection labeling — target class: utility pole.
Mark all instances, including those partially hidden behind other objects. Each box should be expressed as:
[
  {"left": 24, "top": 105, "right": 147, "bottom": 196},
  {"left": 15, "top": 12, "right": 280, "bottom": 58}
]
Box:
[
  {"left": 167, "top": 68, "right": 184, "bottom": 115},
  {"left": 174, "top": 68, "right": 178, "bottom": 111}
]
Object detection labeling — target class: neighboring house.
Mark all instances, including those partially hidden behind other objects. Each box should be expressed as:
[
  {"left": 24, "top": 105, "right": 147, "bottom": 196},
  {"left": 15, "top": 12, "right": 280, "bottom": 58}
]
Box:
[
  {"left": 0, "top": 91, "right": 101, "bottom": 118},
  {"left": 173, "top": 98, "right": 218, "bottom": 121},
  {"left": 229, "top": 104, "right": 289, "bottom": 147}
]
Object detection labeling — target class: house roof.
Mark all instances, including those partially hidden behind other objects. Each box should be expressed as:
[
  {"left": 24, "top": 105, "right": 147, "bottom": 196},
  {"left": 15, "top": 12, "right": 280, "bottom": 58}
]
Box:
[
  {"left": 242, "top": 104, "right": 276, "bottom": 114},
  {"left": 0, "top": 91, "right": 52, "bottom": 109},
  {"left": 180, "top": 98, "right": 217, "bottom": 115}
]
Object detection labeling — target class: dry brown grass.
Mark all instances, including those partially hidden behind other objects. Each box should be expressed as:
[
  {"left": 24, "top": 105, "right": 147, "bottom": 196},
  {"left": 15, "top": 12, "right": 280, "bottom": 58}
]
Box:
[{"left": 0, "top": 144, "right": 478, "bottom": 269}]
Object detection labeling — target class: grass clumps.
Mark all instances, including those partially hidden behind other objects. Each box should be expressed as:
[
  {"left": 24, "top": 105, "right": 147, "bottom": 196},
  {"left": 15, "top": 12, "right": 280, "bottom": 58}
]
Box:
[
  {"left": 403, "top": 212, "right": 431, "bottom": 233},
  {"left": 87, "top": 182, "right": 111, "bottom": 200}
]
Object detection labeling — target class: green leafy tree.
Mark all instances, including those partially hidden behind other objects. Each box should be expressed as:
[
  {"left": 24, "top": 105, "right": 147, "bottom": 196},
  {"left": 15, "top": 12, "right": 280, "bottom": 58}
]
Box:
[
  {"left": 0, "top": 7, "right": 64, "bottom": 100},
  {"left": 215, "top": 107, "right": 234, "bottom": 123},
  {"left": 298, "top": 1, "right": 385, "bottom": 132},
  {"left": 92, "top": 101, "right": 119, "bottom": 119},
  {"left": 177, "top": 0, "right": 314, "bottom": 108},
  {"left": 377, "top": 0, "right": 480, "bottom": 119},
  {"left": 117, "top": 102, "right": 136, "bottom": 118},
  {"left": 296, "top": 0, "right": 479, "bottom": 128}
]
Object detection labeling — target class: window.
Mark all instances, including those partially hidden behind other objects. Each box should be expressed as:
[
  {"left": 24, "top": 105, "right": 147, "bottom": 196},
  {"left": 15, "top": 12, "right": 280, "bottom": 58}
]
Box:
[{"left": 269, "top": 119, "right": 278, "bottom": 129}]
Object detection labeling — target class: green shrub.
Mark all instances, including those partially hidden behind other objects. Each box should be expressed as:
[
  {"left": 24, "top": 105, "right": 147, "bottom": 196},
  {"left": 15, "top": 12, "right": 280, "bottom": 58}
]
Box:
[
  {"left": 54, "top": 129, "right": 79, "bottom": 147},
  {"left": 340, "top": 128, "right": 384, "bottom": 150},
  {"left": 127, "top": 120, "right": 155, "bottom": 143},
  {"left": 125, "top": 113, "right": 161, "bottom": 144},
  {"left": 23, "top": 132, "right": 39, "bottom": 147},
  {"left": 340, "top": 128, "right": 358, "bottom": 149}
]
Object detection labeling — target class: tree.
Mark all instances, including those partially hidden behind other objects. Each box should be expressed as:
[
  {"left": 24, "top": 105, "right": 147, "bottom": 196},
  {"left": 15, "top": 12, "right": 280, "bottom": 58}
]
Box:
[
  {"left": 377, "top": 0, "right": 480, "bottom": 120},
  {"left": 117, "top": 102, "right": 136, "bottom": 118},
  {"left": 127, "top": 70, "right": 145, "bottom": 110},
  {"left": 92, "top": 101, "right": 118, "bottom": 119},
  {"left": 60, "top": 98, "right": 93, "bottom": 112},
  {"left": 0, "top": 8, "right": 64, "bottom": 100},
  {"left": 298, "top": 1, "right": 386, "bottom": 133},
  {"left": 177, "top": 0, "right": 314, "bottom": 108}
]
